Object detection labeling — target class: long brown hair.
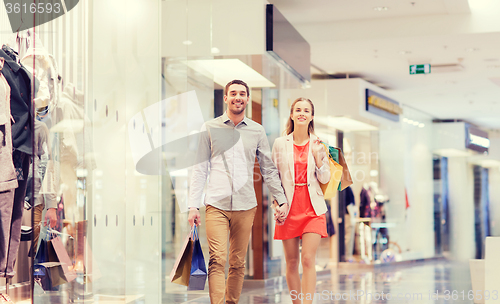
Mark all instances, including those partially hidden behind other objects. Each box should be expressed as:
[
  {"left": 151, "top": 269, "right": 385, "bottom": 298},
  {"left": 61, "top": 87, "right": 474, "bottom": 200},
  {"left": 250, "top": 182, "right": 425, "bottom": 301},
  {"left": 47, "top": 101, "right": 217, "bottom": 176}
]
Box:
[{"left": 285, "top": 97, "right": 315, "bottom": 135}]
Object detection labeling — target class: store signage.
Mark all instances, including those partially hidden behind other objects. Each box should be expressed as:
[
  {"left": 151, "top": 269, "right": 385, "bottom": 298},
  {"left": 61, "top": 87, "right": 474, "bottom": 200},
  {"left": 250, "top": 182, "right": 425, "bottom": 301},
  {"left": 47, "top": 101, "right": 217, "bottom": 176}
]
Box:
[
  {"left": 409, "top": 64, "right": 431, "bottom": 75},
  {"left": 266, "top": 4, "right": 311, "bottom": 84},
  {"left": 465, "top": 125, "right": 489, "bottom": 153},
  {"left": 365, "top": 89, "right": 402, "bottom": 122}
]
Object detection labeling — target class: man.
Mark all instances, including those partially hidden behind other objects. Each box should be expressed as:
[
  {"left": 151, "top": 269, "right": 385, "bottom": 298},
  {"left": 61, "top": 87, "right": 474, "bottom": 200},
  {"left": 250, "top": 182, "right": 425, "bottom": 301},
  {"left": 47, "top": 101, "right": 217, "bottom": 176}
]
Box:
[{"left": 188, "top": 80, "right": 287, "bottom": 304}]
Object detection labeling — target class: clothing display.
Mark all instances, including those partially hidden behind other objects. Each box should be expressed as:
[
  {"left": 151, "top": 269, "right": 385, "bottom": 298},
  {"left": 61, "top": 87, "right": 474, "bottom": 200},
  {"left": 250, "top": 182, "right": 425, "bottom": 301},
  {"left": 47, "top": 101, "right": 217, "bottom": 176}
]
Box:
[
  {"left": 0, "top": 57, "right": 18, "bottom": 192},
  {"left": 0, "top": 44, "right": 34, "bottom": 278},
  {"left": 359, "top": 187, "right": 371, "bottom": 218},
  {"left": 0, "top": 45, "right": 33, "bottom": 155},
  {"left": 274, "top": 142, "right": 327, "bottom": 240}
]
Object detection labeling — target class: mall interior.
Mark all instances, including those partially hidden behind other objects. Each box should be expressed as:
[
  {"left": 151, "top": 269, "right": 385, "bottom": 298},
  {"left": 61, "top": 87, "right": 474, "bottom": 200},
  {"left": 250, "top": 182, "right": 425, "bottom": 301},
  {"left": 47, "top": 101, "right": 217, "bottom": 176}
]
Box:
[{"left": 0, "top": 0, "right": 500, "bottom": 303}]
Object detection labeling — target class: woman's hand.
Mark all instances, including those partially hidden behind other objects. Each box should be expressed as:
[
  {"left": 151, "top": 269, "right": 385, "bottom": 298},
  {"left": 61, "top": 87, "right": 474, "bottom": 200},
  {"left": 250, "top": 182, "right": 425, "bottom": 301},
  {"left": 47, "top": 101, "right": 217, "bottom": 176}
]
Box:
[{"left": 312, "top": 139, "right": 326, "bottom": 165}]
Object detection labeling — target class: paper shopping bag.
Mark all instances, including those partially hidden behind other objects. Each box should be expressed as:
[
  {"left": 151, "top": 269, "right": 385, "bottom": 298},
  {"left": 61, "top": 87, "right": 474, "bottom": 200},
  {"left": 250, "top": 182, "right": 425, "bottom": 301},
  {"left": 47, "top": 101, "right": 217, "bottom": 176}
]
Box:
[
  {"left": 334, "top": 147, "right": 353, "bottom": 191},
  {"left": 319, "top": 143, "right": 343, "bottom": 199},
  {"left": 51, "top": 236, "right": 77, "bottom": 282},
  {"left": 170, "top": 229, "right": 194, "bottom": 286},
  {"left": 188, "top": 226, "right": 207, "bottom": 290}
]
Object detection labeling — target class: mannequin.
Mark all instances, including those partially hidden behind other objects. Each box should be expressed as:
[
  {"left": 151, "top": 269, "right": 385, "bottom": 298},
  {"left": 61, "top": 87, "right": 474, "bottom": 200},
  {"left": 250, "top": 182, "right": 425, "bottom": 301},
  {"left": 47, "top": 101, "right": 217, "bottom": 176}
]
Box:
[{"left": 0, "top": 44, "right": 33, "bottom": 279}]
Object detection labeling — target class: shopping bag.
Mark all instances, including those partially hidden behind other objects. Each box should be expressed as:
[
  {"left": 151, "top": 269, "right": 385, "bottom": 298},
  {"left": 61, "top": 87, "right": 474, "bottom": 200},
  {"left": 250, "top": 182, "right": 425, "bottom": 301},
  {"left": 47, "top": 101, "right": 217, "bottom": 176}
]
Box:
[
  {"left": 188, "top": 225, "right": 207, "bottom": 290},
  {"left": 319, "top": 142, "right": 343, "bottom": 199},
  {"left": 33, "top": 262, "right": 66, "bottom": 290},
  {"left": 51, "top": 235, "right": 77, "bottom": 282},
  {"left": 169, "top": 227, "right": 194, "bottom": 286},
  {"left": 334, "top": 147, "right": 353, "bottom": 191},
  {"left": 33, "top": 227, "right": 75, "bottom": 290}
]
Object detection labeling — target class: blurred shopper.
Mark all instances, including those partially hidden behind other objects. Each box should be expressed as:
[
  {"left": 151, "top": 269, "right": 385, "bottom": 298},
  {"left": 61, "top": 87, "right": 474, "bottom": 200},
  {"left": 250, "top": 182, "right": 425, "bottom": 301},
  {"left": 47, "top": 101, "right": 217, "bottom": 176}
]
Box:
[
  {"left": 187, "top": 80, "right": 287, "bottom": 304},
  {"left": 272, "top": 98, "right": 330, "bottom": 304}
]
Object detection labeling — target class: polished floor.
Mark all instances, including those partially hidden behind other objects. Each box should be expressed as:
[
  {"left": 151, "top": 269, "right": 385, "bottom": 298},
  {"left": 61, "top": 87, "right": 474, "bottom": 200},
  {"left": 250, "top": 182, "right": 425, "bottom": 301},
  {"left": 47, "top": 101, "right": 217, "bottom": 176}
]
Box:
[{"left": 165, "top": 260, "right": 476, "bottom": 304}]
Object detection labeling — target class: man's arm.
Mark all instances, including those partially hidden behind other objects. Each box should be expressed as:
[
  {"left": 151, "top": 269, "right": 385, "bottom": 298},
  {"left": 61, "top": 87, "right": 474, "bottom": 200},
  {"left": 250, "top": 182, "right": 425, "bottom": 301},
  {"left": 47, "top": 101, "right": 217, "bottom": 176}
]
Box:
[
  {"left": 187, "top": 125, "right": 211, "bottom": 226},
  {"left": 256, "top": 131, "right": 287, "bottom": 206}
]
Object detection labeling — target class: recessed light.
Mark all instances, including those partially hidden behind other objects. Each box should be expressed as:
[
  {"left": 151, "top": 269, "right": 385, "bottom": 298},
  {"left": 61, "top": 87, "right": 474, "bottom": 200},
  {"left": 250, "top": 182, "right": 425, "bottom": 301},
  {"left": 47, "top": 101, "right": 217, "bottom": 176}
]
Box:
[
  {"left": 373, "top": 6, "right": 389, "bottom": 11},
  {"left": 403, "top": 117, "right": 408, "bottom": 122},
  {"left": 412, "top": 121, "right": 419, "bottom": 126},
  {"left": 407, "top": 119, "right": 414, "bottom": 124},
  {"left": 182, "top": 40, "right": 193, "bottom": 45},
  {"left": 211, "top": 47, "right": 220, "bottom": 54},
  {"left": 419, "top": 123, "right": 425, "bottom": 128},
  {"left": 399, "top": 50, "right": 412, "bottom": 55}
]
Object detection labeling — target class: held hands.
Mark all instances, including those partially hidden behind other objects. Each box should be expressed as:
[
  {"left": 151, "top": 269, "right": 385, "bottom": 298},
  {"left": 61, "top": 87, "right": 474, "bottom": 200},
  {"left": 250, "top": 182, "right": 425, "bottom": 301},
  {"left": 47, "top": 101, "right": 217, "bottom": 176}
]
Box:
[
  {"left": 272, "top": 200, "right": 289, "bottom": 224},
  {"left": 188, "top": 208, "right": 201, "bottom": 227}
]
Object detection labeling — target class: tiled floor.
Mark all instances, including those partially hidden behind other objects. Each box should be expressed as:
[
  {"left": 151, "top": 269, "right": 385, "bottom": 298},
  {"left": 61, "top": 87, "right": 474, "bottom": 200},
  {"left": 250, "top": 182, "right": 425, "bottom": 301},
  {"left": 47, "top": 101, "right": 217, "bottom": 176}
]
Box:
[{"left": 165, "top": 260, "right": 477, "bottom": 303}]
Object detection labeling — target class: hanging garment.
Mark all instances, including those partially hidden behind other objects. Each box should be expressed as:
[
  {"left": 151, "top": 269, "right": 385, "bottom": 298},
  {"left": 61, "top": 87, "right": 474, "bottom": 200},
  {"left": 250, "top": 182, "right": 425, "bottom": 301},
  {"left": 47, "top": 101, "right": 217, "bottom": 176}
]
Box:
[
  {"left": 344, "top": 186, "right": 355, "bottom": 214},
  {"left": 0, "top": 45, "right": 33, "bottom": 155},
  {"left": 0, "top": 46, "right": 34, "bottom": 278},
  {"left": 0, "top": 57, "right": 18, "bottom": 192},
  {"left": 21, "top": 45, "right": 61, "bottom": 112},
  {"left": 359, "top": 188, "right": 371, "bottom": 218}
]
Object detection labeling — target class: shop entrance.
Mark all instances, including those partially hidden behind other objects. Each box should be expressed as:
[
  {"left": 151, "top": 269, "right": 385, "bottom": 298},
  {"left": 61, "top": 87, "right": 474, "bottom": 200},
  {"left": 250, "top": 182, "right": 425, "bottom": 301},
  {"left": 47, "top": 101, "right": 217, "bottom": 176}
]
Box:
[{"left": 433, "top": 156, "right": 450, "bottom": 256}]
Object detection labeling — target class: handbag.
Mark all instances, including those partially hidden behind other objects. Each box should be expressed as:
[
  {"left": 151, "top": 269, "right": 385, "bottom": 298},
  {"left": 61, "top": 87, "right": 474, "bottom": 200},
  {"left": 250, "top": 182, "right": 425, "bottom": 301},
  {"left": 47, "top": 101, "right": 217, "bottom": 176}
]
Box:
[
  {"left": 169, "top": 227, "right": 194, "bottom": 286},
  {"left": 187, "top": 225, "right": 207, "bottom": 290},
  {"left": 319, "top": 142, "right": 343, "bottom": 199}
]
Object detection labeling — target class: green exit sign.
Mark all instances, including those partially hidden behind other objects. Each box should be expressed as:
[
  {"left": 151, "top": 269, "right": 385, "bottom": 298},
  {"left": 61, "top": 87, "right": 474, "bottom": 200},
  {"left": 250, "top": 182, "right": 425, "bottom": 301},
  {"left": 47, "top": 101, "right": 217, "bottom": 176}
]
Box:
[{"left": 409, "top": 64, "right": 431, "bottom": 74}]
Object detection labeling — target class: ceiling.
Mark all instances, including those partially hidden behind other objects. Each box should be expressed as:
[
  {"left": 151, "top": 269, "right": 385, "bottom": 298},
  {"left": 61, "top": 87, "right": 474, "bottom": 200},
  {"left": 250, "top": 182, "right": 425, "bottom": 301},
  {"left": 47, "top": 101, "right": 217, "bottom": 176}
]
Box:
[{"left": 268, "top": 0, "right": 500, "bottom": 130}]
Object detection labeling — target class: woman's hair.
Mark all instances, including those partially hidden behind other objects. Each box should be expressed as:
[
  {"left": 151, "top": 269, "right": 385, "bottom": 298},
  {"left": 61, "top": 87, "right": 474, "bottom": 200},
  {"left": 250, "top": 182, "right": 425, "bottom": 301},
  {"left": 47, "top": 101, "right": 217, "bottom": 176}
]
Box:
[{"left": 285, "top": 97, "right": 315, "bottom": 135}]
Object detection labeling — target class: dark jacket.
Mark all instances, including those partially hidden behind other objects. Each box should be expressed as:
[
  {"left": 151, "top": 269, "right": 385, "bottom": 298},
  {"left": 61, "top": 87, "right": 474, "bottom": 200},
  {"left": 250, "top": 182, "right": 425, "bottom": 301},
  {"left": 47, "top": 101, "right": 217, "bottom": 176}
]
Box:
[{"left": 0, "top": 46, "right": 33, "bottom": 155}]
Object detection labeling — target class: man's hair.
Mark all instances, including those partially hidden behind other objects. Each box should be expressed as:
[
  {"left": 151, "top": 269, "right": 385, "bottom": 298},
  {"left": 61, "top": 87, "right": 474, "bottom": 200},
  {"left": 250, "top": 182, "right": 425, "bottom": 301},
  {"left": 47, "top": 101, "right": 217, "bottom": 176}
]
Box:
[{"left": 224, "top": 80, "right": 250, "bottom": 97}]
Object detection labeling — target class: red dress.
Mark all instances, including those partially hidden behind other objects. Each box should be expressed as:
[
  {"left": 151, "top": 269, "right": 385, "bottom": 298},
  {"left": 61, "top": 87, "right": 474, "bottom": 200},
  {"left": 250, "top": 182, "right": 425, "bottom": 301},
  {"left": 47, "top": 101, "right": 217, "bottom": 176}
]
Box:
[{"left": 274, "top": 142, "right": 327, "bottom": 240}]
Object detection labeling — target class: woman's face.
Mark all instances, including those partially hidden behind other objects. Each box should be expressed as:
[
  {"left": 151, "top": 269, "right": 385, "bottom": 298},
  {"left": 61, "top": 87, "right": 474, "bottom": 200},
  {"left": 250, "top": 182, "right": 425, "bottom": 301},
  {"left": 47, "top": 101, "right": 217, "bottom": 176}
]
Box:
[{"left": 291, "top": 100, "right": 313, "bottom": 127}]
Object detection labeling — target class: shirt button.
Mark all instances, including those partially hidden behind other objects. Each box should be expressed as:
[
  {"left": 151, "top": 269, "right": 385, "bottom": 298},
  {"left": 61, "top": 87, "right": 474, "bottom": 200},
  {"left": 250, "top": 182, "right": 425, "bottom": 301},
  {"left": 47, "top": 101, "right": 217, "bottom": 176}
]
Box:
[{"left": 24, "top": 126, "right": 27, "bottom": 130}]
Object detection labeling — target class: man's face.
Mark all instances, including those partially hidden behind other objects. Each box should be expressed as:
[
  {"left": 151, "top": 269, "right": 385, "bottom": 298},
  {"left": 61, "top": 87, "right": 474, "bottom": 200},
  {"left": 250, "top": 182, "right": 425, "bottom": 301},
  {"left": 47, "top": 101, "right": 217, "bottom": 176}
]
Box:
[{"left": 224, "top": 84, "right": 249, "bottom": 115}]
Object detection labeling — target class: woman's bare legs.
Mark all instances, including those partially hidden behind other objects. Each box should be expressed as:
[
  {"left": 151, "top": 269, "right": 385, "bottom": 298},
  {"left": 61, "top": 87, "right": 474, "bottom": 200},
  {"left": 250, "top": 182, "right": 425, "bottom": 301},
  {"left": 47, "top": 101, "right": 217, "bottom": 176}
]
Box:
[
  {"left": 283, "top": 237, "right": 301, "bottom": 304},
  {"left": 301, "top": 233, "right": 321, "bottom": 304}
]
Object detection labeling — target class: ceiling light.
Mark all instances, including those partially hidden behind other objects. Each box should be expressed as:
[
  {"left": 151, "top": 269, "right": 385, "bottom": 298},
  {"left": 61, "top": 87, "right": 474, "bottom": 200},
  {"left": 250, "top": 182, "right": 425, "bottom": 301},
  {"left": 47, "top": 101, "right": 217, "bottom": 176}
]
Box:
[
  {"left": 412, "top": 121, "right": 419, "bottom": 126},
  {"left": 419, "top": 123, "right": 425, "bottom": 128},
  {"left": 465, "top": 48, "right": 479, "bottom": 52},
  {"left": 399, "top": 50, "right": 411, "bottom": 55},
  {"left": 373, "top": 6, "right": 389, "bottom": 11},
  {"left": 183, "top": 59, "right": 275, "bottom": 88},
  {"left": 407, "top": 119, "right": 414, "bottom": 124},
  {"left": 211, "top": 47, "right": 220, "bottom": 54},
  {"left": 403, "top": 117, "right": 408, "bottom": 122},
  {"left": 182, "top": 40, "right": 193, "bottom": 45}
]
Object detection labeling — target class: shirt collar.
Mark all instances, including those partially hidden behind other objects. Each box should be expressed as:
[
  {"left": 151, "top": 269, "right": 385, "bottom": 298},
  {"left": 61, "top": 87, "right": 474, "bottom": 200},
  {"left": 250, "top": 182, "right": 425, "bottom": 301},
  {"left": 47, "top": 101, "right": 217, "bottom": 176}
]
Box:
[
  {"left": 221, "top": 111, "right": 248, "bottom": 126},
  {"left": 0, "top": 50, "right": 21, "bottom": 73}
]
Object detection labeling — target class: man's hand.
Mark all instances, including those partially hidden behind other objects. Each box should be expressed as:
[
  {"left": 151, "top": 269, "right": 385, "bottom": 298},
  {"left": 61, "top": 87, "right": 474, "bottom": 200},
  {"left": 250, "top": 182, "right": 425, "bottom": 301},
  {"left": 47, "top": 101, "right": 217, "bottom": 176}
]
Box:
[
  {"left": 188, "top": 208, "right": 201, "bottom": 227},
  {"left": 44, "top": 208, "right": 57, "bottom": 228}
]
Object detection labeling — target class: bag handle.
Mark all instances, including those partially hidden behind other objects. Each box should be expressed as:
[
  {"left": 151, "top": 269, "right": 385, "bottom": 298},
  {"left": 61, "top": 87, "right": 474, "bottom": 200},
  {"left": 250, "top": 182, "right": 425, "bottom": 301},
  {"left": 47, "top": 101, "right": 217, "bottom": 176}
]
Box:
[{"left": 191, "top": 225, "right": 199, "bottom": 241}]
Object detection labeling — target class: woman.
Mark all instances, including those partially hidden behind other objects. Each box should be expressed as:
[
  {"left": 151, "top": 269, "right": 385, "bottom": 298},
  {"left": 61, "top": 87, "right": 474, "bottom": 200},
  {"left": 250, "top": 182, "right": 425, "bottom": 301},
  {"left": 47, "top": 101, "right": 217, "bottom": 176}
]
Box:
[{"left": 272, "top": 98, "right": 330, "bottom": 304}]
